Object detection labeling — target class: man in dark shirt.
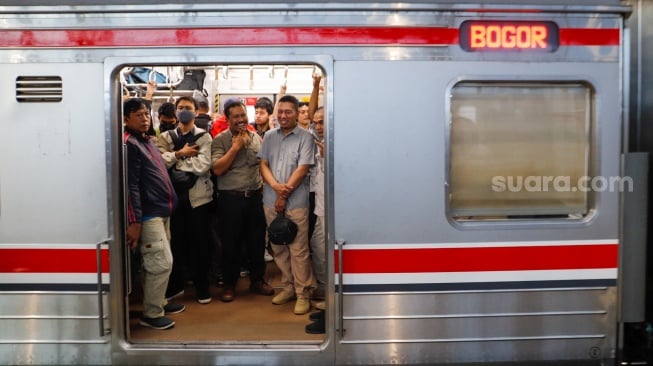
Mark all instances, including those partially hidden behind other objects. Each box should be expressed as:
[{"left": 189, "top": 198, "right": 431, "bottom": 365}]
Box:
[{"left": 124, "top": 98, "right": 184, "bottom": 330}]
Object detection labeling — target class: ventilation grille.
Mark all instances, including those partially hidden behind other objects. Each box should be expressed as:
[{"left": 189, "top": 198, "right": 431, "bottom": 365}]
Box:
[{"left": 16, "top": 76, "right": 62, "bottom": 103}]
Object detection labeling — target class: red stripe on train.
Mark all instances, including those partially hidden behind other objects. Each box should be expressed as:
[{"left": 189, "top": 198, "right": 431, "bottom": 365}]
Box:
[
  {"left": 0, "top": 27, "right": 619, "bottom": 47},
  {"left": 338, "top": 244, "right": 618, "bottom": 274},
  {"left": 0, "top": 249, "right": 110, "bottom": 273},
  {"left": 559, "top": 28, "right": 620, "bottom": 46}
]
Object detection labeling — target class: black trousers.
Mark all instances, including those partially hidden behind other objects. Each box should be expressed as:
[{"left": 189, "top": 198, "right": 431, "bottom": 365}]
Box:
[
  {"left": 216, "top": 192, "right": 267, "bottom": 287},
  {"left": 166, "top": 196, "right": 211, "bottom": 296},
  {"left": 309, "top": 191, "right": 316, "bottom": 240}
]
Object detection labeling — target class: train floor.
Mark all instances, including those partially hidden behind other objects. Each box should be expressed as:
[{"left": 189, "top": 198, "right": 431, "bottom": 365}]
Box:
[{"left": 127, "top": 261, "right": 325, "bottom": 344}]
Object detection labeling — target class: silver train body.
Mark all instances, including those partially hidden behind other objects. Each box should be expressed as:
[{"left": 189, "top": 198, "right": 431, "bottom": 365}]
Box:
[{"left": 0, "top": 0, "right": 649, "bottom": 364}]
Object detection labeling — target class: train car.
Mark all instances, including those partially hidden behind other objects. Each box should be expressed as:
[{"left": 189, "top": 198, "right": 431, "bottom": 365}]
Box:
[{"left": 0, "top": 0, "right": 648, "bottom": 365}]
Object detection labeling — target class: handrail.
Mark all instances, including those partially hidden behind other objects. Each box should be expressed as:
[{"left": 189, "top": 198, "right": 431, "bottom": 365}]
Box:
[
  {"left": 96, "top": 240, "right": 110, "bottom": 337},
  {"left": 336, "top": 238, "right": 345, "bottom": 339}
]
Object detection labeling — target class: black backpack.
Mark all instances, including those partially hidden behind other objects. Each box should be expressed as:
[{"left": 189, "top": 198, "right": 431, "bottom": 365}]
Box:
[
  {"left": 176, "top": 69, "right": 206, "bottom": 90},
  {"left": 167, "top": 129, "right": 207, "bottom": 191}
]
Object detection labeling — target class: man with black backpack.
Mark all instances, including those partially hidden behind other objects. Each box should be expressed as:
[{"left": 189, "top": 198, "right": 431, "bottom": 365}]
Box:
[{"left": 156, "top": 96, "right": 214, "bottom": 305}]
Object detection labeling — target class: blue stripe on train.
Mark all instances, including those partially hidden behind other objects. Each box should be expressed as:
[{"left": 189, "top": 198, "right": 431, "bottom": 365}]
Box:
[
  {"left": 339, "top": 279, "right": 616, "bottom": 292},
  {"left": 0, "top": 283, "right": 110, "bottom": 291}
]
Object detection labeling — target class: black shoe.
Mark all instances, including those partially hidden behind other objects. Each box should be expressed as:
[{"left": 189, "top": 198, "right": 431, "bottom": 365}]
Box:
[
  {"left": 196, "top": 287, "right": 212, "bottom": 304},
  {"left": 220, "top": 286, "right": 235, "bottom": 302},
  {"left": 305, "top": 318, "right": 325, "bottom": 334},
  {"left": 139, "top": 316, "right": 175, "bottom": 330},
  {"left": 163, "top": 303, "right": 185, "bottom": 314},
  {"left": 309, "top": 310, "right": 325, "bottom": 321}
]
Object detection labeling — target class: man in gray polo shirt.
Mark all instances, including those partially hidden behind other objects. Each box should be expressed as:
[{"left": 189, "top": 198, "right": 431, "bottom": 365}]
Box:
[{"left": 258, "top": 95, "right": 316, "bottom": 315}]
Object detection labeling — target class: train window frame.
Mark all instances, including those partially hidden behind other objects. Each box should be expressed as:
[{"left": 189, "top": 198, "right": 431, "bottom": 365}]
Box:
[{"left": 446, "top": 81, "right": 595, "bottom": 222}]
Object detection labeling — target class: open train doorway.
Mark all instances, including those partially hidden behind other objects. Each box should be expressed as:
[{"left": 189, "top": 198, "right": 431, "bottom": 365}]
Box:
[{"left": 116, "top": 62, "right": 328, "bottom": 347}]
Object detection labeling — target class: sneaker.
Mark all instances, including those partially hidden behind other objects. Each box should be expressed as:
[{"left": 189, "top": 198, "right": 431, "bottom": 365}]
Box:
[
  {"left": 294, "top": 297, "right": 311, "bottom": 315},
  {"left": 272, "top": 290, "right": 296, "bottom": 305},
  {"left": 250, "top": 280, "right": 274, "bottom": 296},
  {"left": 163, "top": 303, "right": 185, "bottom": 314},
  {"left": 264, "top": 251, "right": 274, "bottom": 262},
  {"left": 139, "top": 316, "right": 175, "bottom": 330},
  {"left": 239, "top": 267, "right": 250, "bottom": 277},
  {"left": 196, "top": 288, "right": 212, "bottom": 304},
  {"left": 305, "top": 318, "right": 325, "bottom": 334}
]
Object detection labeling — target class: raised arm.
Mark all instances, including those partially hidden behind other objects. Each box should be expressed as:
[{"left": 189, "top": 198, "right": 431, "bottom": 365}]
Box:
[
  {"left": 308, "top": 74, "right": 321, "bottom": 121},
  {"left": 270, "top": 82, "right": 286, "bottom": 129}
]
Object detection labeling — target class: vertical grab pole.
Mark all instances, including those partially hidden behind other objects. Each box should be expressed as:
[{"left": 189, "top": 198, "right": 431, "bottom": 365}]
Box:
[
  {"left": 336, "top": 239, "right": 345, "bottom": 338},
  {"left": 96, "top": 240, "right": 110, "bottom": 336},
  {"left": 621, "top": 152, "right": 648, "bottom": 322},
  {"left": 123, "top": 143, "right": 132, "bottom": 297}
]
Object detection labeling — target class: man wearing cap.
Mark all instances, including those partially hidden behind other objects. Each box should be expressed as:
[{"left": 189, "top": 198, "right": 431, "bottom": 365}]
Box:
[
  {"left": 211, "top": 98, "right": 274, "bottom": 302},
  {"left": 258, "top": 94, "right": 316, "bottom": 315}
]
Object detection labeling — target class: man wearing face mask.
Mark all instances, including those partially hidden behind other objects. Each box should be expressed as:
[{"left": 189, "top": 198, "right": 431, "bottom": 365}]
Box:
[
  {"left": 156, "top": 96, "right": 214, "bottom": 305},
  {"left": 156, "top": 102, "right": 178, "bottom": 136}
]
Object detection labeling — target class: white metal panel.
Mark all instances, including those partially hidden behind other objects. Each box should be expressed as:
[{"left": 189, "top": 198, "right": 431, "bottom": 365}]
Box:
[
  {"left": 0, "top": 63, "right": 108, "bottom": 244},
  {"left": 333, "top": 60, "right": 621, "bottom": 245}
]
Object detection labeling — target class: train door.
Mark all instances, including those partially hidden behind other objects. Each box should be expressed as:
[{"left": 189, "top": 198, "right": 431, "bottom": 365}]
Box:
[{"left": 108, "top": 58, "right": 335, "bottom": 365}]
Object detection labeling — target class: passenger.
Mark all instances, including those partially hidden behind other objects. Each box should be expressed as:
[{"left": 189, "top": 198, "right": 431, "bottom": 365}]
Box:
[
  {"left": 309, "top": 106, "right": 326, "bottom": 301},
  {"left": 123, "top": 98, "right": 184, "bottom": 330},
  {"left": 156, "top": 96, "right": 214, "bottom": 305},
  {"left": 211, "top": 98, "right": 274, "bottom": 302},
  {"left": 211, "top": 109, "right": 256, "bottom": 137},
  {"left": 209, "top": 113, "right": 227, "bottom": 137},
  {"left": 194, "top": 99, "right": 213, "bottom": 131},
  {"left": 258, "top": 94, "right": 316, "bottom": 315},
  {"left": 252, "top": 97, "right": 274, "bottom": 139},
  {"left": 157, "top": 102, "right": 178, "bottom": 135},
  {"left": 306, "top": 74, "right": 322, "bottom": 240},
  {"left": 298, "top": 101, "right": 311, "bottom": 129},
  {"left": 251, "top": 96, "right": 276, "bottom": 263}
]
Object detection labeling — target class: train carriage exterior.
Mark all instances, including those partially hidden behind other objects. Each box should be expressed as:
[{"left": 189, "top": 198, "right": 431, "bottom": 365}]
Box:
[{"left": 0, "top": 0, "right": 649, "bottom": 365}]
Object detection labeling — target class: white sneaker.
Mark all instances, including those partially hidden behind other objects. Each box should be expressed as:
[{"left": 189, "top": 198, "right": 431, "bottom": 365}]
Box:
[
  {"left": 294, "top": 297, "right": 311, "bottom": 315},
  {"left": 272, "top": 290, "right": 296, "bottom": 305},
  {"left": 264, "top": 251, "right": 273, "bottom": 262}
]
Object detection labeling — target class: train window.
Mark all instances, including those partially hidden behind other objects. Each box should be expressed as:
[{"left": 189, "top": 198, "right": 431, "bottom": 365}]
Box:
[{"left": 449, "top": 82, "right": 591, "bottom": 219}]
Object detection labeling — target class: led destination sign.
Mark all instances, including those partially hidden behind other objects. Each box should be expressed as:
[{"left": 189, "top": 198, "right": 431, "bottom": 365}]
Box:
[{"left": 459, "top": 21, "right": 559, "bottom": 52}]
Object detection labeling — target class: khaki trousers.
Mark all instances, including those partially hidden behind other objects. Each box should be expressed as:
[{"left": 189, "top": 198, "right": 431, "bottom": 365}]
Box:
[
  {"left": 139, "top": 217, "right": 173, "bottom": 318},
  {"left": 264, "top": 206, "right": 314, "bottom": 299}
]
